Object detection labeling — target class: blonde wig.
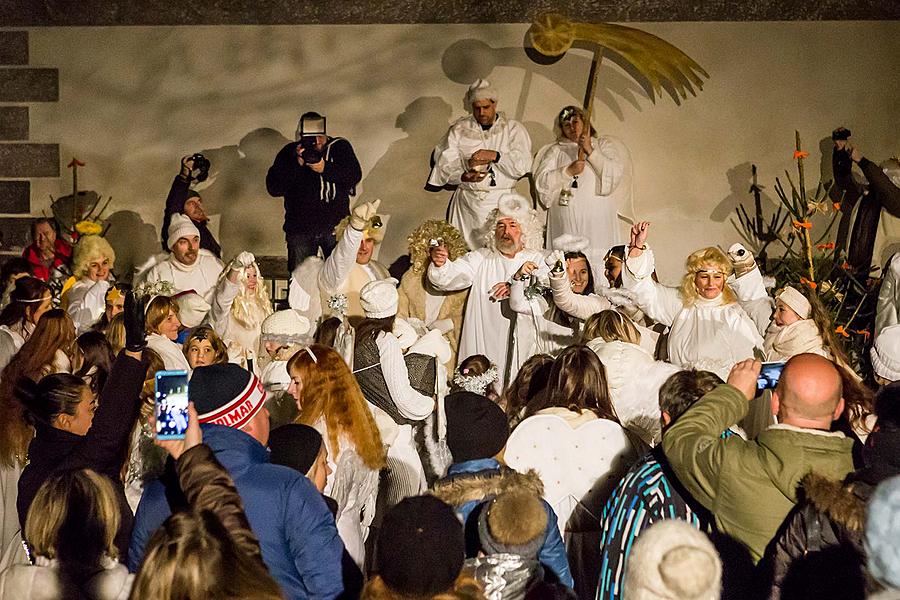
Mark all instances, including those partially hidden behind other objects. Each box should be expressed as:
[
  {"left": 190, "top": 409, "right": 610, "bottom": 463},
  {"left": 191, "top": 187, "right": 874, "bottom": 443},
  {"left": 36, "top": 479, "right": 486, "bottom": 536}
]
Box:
[
  {"left": 678, "top": 247, "right": 737, "bottom": 306},
  {"left": 225, "top": 262, "right": 273, "bottom": 330},
  {"left": 72, "top": 235, "right": 115, "bottom": 279},
  {"left": 407, "top": 220, "right": 468, "bottom": 274},
  {"left": 287, "top": 344, "right": 386, "bottom": 471}
]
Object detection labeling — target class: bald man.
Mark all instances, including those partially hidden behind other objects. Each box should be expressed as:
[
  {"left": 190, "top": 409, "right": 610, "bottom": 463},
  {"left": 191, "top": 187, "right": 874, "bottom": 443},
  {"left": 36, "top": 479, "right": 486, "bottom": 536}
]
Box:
[{"left": 662, "top": 354, "right": 855, "bottom": 563}]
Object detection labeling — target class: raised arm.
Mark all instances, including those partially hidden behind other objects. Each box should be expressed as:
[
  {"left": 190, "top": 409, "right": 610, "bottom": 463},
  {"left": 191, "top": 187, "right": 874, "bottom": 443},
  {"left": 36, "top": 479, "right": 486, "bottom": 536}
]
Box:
[
  {"left": 549, "top": 270, "right": 612, "bottom": 320},
  {"left": 320, "top": 202, "right": 378, "bottom": 292},
  {"left": 427, "top": 246, "right": 479, "bottom": 292}
]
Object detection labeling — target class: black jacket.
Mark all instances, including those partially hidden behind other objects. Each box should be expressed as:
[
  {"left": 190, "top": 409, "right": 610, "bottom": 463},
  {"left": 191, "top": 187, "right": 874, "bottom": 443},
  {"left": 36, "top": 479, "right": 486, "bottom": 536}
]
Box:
[
  {"left": 266, "top": 137, "right": 362, "bottom": 235},
  {"left": 161, "top": 175, "right": 221, "bottom": 257},
  {"left": 17, "top": 351, "right": 148, "bottom": 563}
]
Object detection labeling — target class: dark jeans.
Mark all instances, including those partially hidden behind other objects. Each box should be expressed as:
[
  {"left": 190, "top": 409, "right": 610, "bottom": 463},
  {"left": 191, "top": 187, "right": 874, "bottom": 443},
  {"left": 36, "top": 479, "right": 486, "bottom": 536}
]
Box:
[{"left": 286, "top": 230, "right": 338, "bottom": 272}]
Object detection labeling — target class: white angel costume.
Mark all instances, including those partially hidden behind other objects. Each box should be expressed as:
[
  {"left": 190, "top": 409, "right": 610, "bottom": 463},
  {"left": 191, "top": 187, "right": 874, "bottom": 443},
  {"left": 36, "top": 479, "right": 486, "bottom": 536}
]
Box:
[
  {"left": 508, "top": 268, "right": 578, "bottom": 369},
  {"left": 65, "top": 278, "right": 110, "bottom": 334}
]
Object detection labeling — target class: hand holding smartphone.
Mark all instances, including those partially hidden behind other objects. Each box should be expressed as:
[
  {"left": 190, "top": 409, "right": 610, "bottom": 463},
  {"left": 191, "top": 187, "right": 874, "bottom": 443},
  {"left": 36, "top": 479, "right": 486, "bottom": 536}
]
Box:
[
  {"left": 155, "top": 370, "right": 189, "bottom": 440},
  {"left": 756, "top": 361, "right": 786, "bottom": 395}
]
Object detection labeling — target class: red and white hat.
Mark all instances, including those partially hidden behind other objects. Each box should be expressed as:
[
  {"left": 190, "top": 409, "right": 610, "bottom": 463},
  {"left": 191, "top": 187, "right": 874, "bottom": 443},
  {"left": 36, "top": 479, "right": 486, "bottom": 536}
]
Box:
[{"left": 190, "top": 363, "right": 267, "bottom": 430}]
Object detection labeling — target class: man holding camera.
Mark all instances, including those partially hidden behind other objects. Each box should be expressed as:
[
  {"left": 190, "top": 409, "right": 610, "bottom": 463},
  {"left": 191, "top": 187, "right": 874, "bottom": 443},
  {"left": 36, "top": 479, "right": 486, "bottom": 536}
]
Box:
[
  {"left": 267, "top": 112, "right": 362, "bottom": 272},
  {"left": 161, "top": 154, "right": 221, "bottom": 258}
]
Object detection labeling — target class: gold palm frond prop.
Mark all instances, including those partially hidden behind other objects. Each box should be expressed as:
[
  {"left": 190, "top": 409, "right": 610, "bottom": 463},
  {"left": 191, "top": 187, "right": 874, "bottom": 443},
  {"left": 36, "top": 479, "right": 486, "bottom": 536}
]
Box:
[{"left": 529, "top": 12, "right": 709, "bottom": 106}]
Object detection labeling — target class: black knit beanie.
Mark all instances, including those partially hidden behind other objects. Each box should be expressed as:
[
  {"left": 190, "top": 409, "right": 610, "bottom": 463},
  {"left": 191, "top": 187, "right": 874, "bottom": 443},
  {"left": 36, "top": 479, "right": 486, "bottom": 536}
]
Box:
[
  {"left": 377, "top": 495, "right": 464, "bottom": 596},
  {"left": 445, "top": 391, "right": 509, "bottom": 462},
  {"left": 268, "top": 424, "right": 324, "bottom": 475},
  {"left": 190, "top": 363, "right": 266, "bottom": 429}
]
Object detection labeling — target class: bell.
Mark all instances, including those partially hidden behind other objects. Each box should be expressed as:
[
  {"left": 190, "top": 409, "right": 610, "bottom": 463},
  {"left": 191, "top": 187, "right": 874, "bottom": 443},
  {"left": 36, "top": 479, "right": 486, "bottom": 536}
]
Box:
[{"left": 571, "top": 176, "right": 579, "bottom": 189}]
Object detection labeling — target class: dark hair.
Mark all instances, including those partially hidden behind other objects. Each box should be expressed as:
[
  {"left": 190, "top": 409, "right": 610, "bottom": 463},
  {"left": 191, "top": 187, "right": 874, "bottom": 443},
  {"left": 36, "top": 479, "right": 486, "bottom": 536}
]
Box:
[
  {"left": 526, "top": 345, "right": 618, "bottom": 422},
  {"left": 502, "top": 354, "right": 554, "bottom": 426},
  {"left": 874, "top": 381, "right": 900, "bottom": 431},
  {"left": 1, "top": 257, "right": 31, "bottom": 290},
  {"left": 657, "top": 370, "right": 723, "bottom": 427},
  {"left": 0, "top": 277, "right": 51, "bottom": 328},
  {"left": 604, "top": 245, "right": 626, "bottom": 288},
  {"left": 355, "top": 316, "right": 396, "bottom": 345},
  {"left": 314, "top": 316, "right": 342, "bottom": 348},
  {"left": 30, "top": 217, "right": 58, "bottom": 240},
  {"left": 836, "top": 363, "right": 874, "bottom": 433},
  {"left": 16, "top": 372, "right": 86, "bottom": 427},
  {"left": 75, "top": 330, "right": 115, "bottom": 396},
  {"left": 563, "top": 251, "right": 595, "bottom": 296}
]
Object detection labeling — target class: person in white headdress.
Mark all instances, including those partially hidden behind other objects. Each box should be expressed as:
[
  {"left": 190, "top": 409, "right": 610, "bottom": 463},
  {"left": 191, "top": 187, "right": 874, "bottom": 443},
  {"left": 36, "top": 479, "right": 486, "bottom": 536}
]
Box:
[
  {"left": 428, "top": 193, "right": 545, "bottom": 388},
  {"left": 427, "top": 79, "right": 532, "bottom": 250},
  {"left": 209, "top": 251, "right": 273, "bottom": 373},
  {"left": 533, "top": 105, "right": 634, "bottom": 269}
]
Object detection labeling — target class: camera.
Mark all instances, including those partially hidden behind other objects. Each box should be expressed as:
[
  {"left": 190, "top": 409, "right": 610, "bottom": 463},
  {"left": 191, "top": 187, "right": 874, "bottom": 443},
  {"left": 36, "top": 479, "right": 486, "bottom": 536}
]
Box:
[
  {"left": 190, "top": 153, "right": 211, "bottom": 182},
  {"left": 299, "top": 137, "right": 323, "bottom": 165}
]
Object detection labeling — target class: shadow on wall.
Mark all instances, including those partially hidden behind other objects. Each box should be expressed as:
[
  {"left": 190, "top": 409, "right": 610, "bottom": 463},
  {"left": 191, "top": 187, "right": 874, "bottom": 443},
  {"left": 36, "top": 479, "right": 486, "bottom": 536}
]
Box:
[
  {"left": 710, "top": 161, "right": 777, "bottom": 223},
  {"left": 104, "top": 210, "right": 160, "bottom": 282},
  {"left": 195, "top": 127, "right": 291, "bottom": 260}
]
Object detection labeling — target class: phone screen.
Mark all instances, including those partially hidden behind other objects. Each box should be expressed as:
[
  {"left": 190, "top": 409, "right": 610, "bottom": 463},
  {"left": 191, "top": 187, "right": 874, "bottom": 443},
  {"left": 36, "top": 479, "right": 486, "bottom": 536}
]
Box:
[
  {"left": 155, "top": 370, "right": 189, "bottom": 440},
  {"left": 757, "top": 361, "right": 786, "bottom": 392}
]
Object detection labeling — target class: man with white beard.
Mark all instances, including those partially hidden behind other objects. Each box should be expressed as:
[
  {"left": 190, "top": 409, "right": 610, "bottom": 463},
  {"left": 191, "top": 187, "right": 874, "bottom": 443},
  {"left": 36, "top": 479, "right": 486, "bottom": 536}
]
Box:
[
  {"left": 427, "top": 79, "right": 532, "bottom": 249},
  {"left": 428, "top": 193, "right": 545, "bottom": 388}
]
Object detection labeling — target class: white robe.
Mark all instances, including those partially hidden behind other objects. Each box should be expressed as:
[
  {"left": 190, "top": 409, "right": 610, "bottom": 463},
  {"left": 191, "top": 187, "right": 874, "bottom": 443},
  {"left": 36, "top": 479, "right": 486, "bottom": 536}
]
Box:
[
  {"left": 534, "top": 136, "right": 633, "bottom": 271},
  {"left": 138, "top": 250, "right": 224, "bottom": 303},
  {"left": 508, "top": 274, "right": 577, "bottom": 369},
  {"left": 65, "top": 278, "right": 110, "bottom": 334},
  {"left": 876, "top": 252, "right": 900, "bottom": 338},
  {"left": 427, "top": 113, "right": 532, "bottom": 249},
  {"left": 623, "top": 248, "right": 768, "bottom": 380},
  {"left": 428, "top": 247, "right": 545, "bottom": 388},
  {"left": 209, "top": 277, "right": 270, "bottom": 374}
]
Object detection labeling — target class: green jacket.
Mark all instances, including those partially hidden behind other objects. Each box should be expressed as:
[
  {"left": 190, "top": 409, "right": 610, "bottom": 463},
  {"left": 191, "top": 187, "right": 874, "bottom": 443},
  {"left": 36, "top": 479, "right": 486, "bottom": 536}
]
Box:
[{"left": 662, "top": 383, "right": 854, "bottom": 562}]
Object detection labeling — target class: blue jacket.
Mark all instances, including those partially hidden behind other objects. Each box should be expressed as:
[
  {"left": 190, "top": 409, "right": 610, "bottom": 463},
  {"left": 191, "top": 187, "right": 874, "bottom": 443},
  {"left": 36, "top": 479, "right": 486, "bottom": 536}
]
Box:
[
  {"left": 430, "top": 458, "right": 574, "bottom": 588},
  {"left": 129, "top": 424, "right": 345, "bottom": 600}
]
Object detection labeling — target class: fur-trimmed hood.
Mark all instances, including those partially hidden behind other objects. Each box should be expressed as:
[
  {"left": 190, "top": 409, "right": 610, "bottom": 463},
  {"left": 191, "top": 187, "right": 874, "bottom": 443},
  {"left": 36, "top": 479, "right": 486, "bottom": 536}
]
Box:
[
  {"left": 431, "top": 466, "right": 544, "bottom": 508},
  {"left": 801, "top": 471, "right": 871, "bottom": 533}
]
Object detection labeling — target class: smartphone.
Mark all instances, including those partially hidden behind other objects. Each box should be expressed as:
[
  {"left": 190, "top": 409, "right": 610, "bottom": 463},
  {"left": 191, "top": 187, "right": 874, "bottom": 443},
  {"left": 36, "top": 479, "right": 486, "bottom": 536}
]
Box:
[
  {"left": 155, "top": 369, "right": 189, "bottom": 440},
  {"left": 757, "top": 361, "right": 786, "bottom": 393}
]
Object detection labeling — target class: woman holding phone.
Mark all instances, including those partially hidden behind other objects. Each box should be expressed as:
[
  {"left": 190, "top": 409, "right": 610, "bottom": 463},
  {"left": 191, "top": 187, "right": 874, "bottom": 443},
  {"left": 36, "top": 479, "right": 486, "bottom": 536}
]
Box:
[{"left": 15, "top": 291, "right": 148, "bottom": 563}]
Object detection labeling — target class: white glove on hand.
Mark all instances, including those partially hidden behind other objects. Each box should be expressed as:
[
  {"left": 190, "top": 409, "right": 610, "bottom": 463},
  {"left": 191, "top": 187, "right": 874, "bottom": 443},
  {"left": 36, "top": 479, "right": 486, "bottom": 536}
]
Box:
[
  {"left": 231, "top": 250, "right": 256, "bottom": 270},
  {"left": 431, "top": 318, "right": 454, "bottom": 334},
  {"left": 728, "top": 243, "right": 756, "bottom": 278},
  {"left": 544, "top": 250, "right": 567, "bottom": 275},
  {"left": 350, "top": 199, "right": 381, "bottom": 231}
]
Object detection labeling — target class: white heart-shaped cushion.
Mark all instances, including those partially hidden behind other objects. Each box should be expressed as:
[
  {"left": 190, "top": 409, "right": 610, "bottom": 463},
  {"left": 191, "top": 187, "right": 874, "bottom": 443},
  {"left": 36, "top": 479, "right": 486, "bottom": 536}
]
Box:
[{"left": 504, "top": 415, "right": 638, "bottom": 531}]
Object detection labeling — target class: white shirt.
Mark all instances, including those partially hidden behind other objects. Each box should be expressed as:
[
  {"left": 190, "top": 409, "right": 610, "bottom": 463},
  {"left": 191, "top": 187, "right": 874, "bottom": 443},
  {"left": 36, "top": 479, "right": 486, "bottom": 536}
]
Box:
[{"left": 140, "top": 250, "right": 224, "bottom": 303}]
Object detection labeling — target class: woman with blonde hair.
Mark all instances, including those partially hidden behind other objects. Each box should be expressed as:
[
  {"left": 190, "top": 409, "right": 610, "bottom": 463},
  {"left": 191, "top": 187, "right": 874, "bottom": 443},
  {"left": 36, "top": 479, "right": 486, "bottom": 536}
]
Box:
[
  {"left": 582, "top": 310, "right": 679, "bottom": 446},
  {"left": 64, "top": 235, "right": 116, "bottom": 334},
  {"left": 622, "top": 222, "right": 770, "bottom": 380},
  {"left": 0, "top": 468, "right": 131, "bottom": 599},
  {"left": 210, "top": 251, "right": 273, "bottom": 373},
  {"left": 287, "top": 343, "right": 386, "bottom": 567},
  {"left": 144, "top": 295, "right": 190, "bottom": 371}
]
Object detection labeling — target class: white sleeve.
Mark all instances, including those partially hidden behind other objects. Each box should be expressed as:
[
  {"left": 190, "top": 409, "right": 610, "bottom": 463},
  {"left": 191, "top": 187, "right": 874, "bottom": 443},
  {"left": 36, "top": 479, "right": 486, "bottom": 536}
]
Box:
[
  {"left": 876, "top": 254, "right": 900, "bottom": 337},
  {"left": 621, "top": 248, "right": 682, "bottom": 326},
  {"left": 427, "top": 251, "right": 480, "bottom": 292},
  {"left": 549, "top": 272, "right": 611, "bottom": 320},
  {"left": 376, "top": 333, "right": 434, "bottom": 421},
  {"left": 320, "top": 226, "right": 364, "bottom": 293},
  {"left": 209, "top": 276, "right": 240, "bottom": 336},
  {"left": 532, "top": 144, "right": 569, "bottom": 210},
  {"left": 586, "top": 137, "right": 624, "bottom": 196},
  {"left": 493, "top": 120, "right": 532, "bottom": 181},
  {"left": 427, "top": 125, "right": 465, "bottom": 187},
  {"left": 0, "top": 331, "right": 17, "bottom": 372},
  {"left": 67, "top": 280, "right": 109, "bottom": 333},
  {"left": 728, "top": 267, "right": 774, "bottom": 336},
  {"left": 508, "top": 279, "right": 550, "bottom": 316}
]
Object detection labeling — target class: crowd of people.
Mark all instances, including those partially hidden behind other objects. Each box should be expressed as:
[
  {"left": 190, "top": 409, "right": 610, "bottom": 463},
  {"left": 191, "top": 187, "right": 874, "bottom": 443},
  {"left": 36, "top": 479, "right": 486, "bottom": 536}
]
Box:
[{"left": 0, "top": 78, "right": 898, "bottom": 600}]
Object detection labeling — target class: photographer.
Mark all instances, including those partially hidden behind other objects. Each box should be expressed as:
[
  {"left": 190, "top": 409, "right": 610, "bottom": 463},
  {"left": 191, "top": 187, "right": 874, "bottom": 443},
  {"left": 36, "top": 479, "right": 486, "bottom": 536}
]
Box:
[
  {"left": 830, "top": 127, "right": 900, "bottom": 276},
  {"left": 266, "top": 111, "right": 362, "bottom": 272},
  {"left": 161, "top": 154, "right": 221, "bottom": 258}
]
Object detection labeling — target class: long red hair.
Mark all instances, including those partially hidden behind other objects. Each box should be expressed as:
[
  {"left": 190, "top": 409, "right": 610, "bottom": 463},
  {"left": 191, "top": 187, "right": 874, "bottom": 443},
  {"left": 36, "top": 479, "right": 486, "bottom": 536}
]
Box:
[{"left": 287, "top": 344, "right": 385, "bottom": 470}]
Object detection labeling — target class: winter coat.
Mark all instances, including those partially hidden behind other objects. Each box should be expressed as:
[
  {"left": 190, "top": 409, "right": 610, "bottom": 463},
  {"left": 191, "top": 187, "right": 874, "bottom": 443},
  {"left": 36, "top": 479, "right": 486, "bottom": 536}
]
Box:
[
  {"left": 0, "top": 556, "right": 131, "bottom": 600},
  {"left": 18, "top": 351, "right": 147, "bottom": 564},
  {"left": 430, "top": 458, "right": 573, "bottom": 589},
  {"left": 463, "top": 554, "right": 544, "bottom": 600},
  {"left": 128, "top": 424, "right": 345, "bottom": 600},
  {"left": 662, "top": 383, "right": 855, "bottom": 563}
]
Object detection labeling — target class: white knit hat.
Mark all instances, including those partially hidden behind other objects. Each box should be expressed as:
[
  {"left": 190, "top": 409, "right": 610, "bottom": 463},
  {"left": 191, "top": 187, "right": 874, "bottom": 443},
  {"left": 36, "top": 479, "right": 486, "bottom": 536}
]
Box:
[
  {"left": 872, "top": 324, "right": 900, "bottom": 381},
  {"left": 776, "top": 286, "right": 811, "bottom": 320},
  {"left": 360, "top": 278, "right": 399, "bottom": 319},
  {"left": 466, "top": 79, "right": 498, "bottom": 107},
  {"left": 623, "top": 520, "right": 722, "bottom": 600},
  {"left": 167, "top": 213, "right": 200, "bottom": 250},
  {"left": 260, "top": 309, "right": 311, "bottom": 345},
  {"left": 172, "top": 290, "right": 211, "bottom": 328}
]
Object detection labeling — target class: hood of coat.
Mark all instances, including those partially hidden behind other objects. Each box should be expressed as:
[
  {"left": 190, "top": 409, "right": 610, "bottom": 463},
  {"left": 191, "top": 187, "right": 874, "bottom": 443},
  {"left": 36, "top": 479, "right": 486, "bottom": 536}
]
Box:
[
  {"left": 756, "top": 425, "right": 855, "bottom": 502},
  {"left": 463, "top": 554, "right": 541, "bottom": 599},
  {"left": 801, "top": 472, "right": 870, "bottom": 534},
  {"left": 431, "top": 465, "right": 544, "bottom": 508},
  {"left": 200, "top": 423, "right": 269, "bottom": 477}
]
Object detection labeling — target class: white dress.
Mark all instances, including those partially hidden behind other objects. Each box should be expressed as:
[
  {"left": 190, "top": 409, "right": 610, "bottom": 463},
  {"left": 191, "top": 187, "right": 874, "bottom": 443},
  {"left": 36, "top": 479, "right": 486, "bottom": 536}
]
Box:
[
  {"left": 209, "top": 278, "right": 270, "bottom": 374},
  {"left": 427, "top": 113, "right": 532, "bottom": 249},
  {"left": 534, "top": 136, "right": 633, "bottom": 268},
  {"left": 623, "top": 248, "right": 769, "bottom": 380},
  {"left": 65, "top": 278, "right": 110, "bottom": 334},
  {"left": 876, "top": 252, "right": 900, "bottom": 338},
  {"left": 428, "top": 247, "right": 546, "bottom": 388}
]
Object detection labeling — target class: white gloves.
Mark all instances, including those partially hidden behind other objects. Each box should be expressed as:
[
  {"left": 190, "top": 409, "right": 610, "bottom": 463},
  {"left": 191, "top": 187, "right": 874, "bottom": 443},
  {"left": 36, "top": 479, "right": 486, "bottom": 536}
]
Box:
[
  {"left": 230, "top": 250, "right": 256, "bottom": 270},
  {"left": 544, "top": 250, "right": 566, "bottom": 276},
  {"left": 728, "top": 243, "right": 756, "bottom": 279},
  {"left": 350, "top": 199, "right": 381, "bottom": 231}
]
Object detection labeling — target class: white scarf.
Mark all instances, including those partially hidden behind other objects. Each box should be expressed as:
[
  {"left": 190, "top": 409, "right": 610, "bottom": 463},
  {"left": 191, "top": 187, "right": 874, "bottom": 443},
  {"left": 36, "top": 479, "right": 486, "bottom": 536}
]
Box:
[{"left": 763, "top": 319, "right": 825, "bottom": 361}]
